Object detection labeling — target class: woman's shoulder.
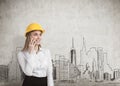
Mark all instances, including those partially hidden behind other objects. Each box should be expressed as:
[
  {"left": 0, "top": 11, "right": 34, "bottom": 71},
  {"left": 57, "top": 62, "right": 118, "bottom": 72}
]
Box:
[
  {"left": 40, "top": 48, "right": 50, "bottom": 52},
  {"left": 40, "top": 48, "right": 51, "bottom": 57},
  {"left": 17, "top": 51, "right": 24, "bottom": 57}
]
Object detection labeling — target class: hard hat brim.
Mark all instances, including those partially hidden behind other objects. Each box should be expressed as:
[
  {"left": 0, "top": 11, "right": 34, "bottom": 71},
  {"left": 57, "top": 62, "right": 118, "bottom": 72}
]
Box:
[{"left": 25, "top": 29, "right": 45, "bottom": 37}]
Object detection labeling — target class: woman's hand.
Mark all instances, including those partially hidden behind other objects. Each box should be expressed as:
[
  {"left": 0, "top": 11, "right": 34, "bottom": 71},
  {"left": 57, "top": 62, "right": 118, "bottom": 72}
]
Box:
[{"left": 28, "top": 38, "right": 36, "bottom": 54}]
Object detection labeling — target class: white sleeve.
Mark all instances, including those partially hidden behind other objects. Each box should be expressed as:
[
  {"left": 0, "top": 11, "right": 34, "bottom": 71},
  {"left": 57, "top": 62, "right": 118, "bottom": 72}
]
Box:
[
  {"left": 17, "top": 51, "right": 38, "bottom": 76},
  {"left": 47, "top": 50, "right": 54, "bottom": 86}
]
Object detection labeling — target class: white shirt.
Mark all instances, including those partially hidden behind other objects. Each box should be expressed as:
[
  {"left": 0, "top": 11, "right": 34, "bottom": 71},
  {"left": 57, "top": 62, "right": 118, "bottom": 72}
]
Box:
[{"left": 17, "top": 48, "right": 54, "bottom": 86}]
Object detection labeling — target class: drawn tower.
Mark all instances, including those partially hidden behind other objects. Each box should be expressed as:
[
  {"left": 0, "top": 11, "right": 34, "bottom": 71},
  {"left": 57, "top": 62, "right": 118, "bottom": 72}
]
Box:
[{"left": 70, "top": 37, "right": 76, "bottom": 66}]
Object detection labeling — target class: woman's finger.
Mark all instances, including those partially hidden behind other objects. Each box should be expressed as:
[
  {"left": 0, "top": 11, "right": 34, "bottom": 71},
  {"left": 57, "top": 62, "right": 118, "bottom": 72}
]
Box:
[
  {"left": 31, "top": 38, "right": 35, "bottom": 45},
  {"left": 31, "top": 39, "right": 35, "bottom": 46},
  {"left": 33, "top": 40, "right": 36, "bottom": 46}
]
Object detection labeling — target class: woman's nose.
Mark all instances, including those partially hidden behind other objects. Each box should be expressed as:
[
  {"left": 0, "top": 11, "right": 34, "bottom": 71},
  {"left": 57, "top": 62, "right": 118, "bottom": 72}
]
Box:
[{"left": 37, "top": 35, "right": 41, "bottom": 39}]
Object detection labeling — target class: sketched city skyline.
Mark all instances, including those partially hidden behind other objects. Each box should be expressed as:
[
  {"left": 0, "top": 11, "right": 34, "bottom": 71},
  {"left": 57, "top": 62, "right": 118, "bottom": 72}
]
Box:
[{"left": 53, "top": 37, "right": 120, "bottom": 82}]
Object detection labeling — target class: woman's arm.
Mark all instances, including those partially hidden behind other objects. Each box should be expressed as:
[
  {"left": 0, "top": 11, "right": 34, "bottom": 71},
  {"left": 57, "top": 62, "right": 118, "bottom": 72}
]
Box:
[
  {"left": 47, "top": 50, "right": 54, "bottom": 86},
  {"left": 17, "top": 51, "right": 38, "bottom": 76}
]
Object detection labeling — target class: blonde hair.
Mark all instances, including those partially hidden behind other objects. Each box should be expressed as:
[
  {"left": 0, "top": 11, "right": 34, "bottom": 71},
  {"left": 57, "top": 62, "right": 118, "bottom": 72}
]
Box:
[{"left": 22, "top": 31, "right": 41, "bottom": 52}]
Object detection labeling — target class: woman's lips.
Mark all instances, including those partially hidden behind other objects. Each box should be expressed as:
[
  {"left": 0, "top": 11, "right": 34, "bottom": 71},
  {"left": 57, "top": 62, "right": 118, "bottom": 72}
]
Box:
[{"left": 36, "top": 40, "right": 40, "bottom": 44}]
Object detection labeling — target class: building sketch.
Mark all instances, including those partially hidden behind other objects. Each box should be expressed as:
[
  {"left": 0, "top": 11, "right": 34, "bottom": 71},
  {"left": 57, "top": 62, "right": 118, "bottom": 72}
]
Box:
[
  {"left": 8, "top": 47, "right": 23, "bottom": 81},
  {"left": 79, "top": 37, "right": 113, "bottom": 81},
  {"left": 70, "top": 38, "right": 77, "bottom": 66},
  {"left": 52, "top": 37, "right": 120, "bottom": 86},
  {"left": 0, "top": 65, "right": 8, "bottom": 82},
  {"left": 0, "top": 47, "right": 22, "bottom": 82}
]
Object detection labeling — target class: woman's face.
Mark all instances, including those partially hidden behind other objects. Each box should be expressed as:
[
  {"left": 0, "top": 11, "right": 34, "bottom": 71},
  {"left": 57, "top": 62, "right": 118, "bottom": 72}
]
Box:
[{"left": 30, "top": 30, "right": 42, "bottom": 45}]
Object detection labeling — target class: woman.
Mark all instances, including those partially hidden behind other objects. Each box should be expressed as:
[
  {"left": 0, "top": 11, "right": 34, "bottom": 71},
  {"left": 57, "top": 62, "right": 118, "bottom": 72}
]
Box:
[{"left": 17, "top": 23, "right": 54, "bottom": 86}]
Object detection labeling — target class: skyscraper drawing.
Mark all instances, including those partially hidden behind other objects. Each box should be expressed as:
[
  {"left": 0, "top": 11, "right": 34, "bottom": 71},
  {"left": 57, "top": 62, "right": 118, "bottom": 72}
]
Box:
[
  {"left": 80, "top": 37, "right": 89, "bottom": 78},
  {"left": 96, "top": 47, "right": 104, "bottom": 81},
  {"left": 70, "top": 38, "right": 76, "bottom": 66}
]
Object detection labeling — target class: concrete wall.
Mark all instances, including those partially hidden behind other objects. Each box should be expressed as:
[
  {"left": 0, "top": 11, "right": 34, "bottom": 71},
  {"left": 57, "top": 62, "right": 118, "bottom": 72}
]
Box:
[{"left": 0, "top": 0, "right": 120, "bottom": 69}]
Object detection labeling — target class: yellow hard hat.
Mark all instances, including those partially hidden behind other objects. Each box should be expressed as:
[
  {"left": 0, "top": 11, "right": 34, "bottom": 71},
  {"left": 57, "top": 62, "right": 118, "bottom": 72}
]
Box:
[{"left": 25, "top": 23, "right": 45, "bottom": 37}]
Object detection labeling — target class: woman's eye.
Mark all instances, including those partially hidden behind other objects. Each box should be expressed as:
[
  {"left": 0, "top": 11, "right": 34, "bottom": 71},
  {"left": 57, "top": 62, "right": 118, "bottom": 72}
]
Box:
[
  {"left": 33, "top": 33, "right": 41, "bottom": 36},
  {"left": 34, "top": 33, "right": 38, "bottom": 36}
]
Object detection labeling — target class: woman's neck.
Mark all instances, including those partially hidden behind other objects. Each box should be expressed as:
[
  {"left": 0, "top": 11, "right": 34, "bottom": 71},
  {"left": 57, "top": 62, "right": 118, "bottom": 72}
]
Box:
[{"left": 34, "top": 45, "right": 39, "bottom": 53}]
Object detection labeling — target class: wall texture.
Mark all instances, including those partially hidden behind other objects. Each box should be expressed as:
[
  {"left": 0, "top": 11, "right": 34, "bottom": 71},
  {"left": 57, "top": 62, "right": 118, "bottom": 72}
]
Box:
[{"left": 0, "top": 0, "right": 120, "bottom": 69}]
